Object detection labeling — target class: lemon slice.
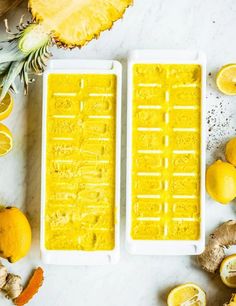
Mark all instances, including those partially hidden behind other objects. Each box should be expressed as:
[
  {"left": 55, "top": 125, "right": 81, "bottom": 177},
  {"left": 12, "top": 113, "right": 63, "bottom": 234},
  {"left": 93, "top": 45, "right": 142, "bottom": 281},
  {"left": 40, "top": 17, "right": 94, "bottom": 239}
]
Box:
[
  {"left": 0, "top": 123, "right": 13, "bottom": 156},
  {"left": 220, "top": 255, "right": 236, "bottom": 288},
  {"left": 0, "top": 91, "right": 13, "bottom": 120},
  {"left": 167, "top": 283, "right": 206, "bottom": 306},
  {"left": 216, "top": 64, "right": 236, "bottom": 95}
]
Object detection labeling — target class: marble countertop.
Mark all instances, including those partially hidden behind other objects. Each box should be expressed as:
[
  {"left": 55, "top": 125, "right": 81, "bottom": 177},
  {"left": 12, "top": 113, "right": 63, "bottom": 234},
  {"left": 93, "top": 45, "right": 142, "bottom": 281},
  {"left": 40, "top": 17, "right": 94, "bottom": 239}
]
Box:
[{"left": 1, "top": 0, "right": 236, "bottom": 305}]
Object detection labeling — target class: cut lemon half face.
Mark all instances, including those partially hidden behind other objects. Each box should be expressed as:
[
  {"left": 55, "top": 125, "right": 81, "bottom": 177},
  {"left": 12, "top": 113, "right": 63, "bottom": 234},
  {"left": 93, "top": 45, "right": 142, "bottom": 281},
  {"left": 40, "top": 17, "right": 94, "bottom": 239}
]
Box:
[
  {"left": 0, "top": 91, "right": 13, "bottom": 121},
  {"left": 220, "top": 255, "right": 236, "bottom": 288},
  {"left": 216, "top": 64, "right": 236, "bottom": 95},
  {"left": 0, "top": 123, "right": 13, "bottom": 156},
  {"left": 167, "top": 283, "right": 206, "bottom": 306}
]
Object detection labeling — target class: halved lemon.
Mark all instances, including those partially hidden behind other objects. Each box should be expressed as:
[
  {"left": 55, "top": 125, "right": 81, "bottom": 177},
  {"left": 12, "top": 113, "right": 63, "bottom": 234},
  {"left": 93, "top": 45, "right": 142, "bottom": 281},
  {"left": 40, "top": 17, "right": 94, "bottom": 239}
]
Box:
[
  {"left": 167, "top": 283, "right": 206, "bottom": 306},
  {"left": 216, "top": 64, "right": 236, "bottom": 95},
  {"left": 0, "top": 91, "right": 13, "bottom": 121},
  {"left": 0, "top": 123, "right": 13, "bottom": 156},
  {"left": 220, "top": 254, "right": 236, "bottom": 288}
]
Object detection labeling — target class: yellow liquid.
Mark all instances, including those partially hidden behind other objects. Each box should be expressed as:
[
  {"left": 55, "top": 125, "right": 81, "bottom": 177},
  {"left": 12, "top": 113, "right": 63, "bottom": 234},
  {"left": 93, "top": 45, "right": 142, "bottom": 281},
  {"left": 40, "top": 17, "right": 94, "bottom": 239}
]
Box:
[
  {"left": 45, "top": 73, "right": 116, "bottom": 250},
  {"left": 131, "top": 64, "right": 201, "bottom": 240}
]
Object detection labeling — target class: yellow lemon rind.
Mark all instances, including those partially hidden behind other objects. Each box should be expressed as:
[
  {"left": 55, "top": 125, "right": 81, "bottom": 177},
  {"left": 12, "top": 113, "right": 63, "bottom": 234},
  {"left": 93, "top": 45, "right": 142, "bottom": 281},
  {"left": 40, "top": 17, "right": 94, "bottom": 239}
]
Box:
[
  {"left": 216, "top": 64, "right": 236, "bottom": 95},
  {"left": 220, "top": 255, "right": 236, "bottom": 288},
  {"left": 167, "top": 282, "right": 206, "bottom": 306},
  {"left": 0, "top": 92, "right": 13, "bottom": 121},
  {"left": 206, "top": 160, "right": 236, "bottom": 204},
  {"left": 0, "top": 124, "right": 13, "bottom": 156},
  {"left": 225, "top": 138, "right": 236, "bottom": 167}
]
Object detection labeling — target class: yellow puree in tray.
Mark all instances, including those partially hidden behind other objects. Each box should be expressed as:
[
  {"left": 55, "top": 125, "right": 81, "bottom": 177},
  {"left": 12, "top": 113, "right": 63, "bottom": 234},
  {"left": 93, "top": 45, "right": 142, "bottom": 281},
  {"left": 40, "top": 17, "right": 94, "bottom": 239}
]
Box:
[
  {"left": 132, "top": 63, "right": 201, "bottom": 240},
  {"left": 45, "top": 73, "right": 116, "bottom": 251}
]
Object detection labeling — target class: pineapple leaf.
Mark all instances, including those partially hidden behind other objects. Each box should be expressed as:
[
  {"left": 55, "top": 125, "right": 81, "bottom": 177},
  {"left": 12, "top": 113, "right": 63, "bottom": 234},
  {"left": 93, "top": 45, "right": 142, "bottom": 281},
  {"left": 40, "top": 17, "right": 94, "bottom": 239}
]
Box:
[
  {"left": 20, "top": 63, "right": 29, "bottom": 94},
  {"left": 0, "top": 40, "right": 25, "bottom": 63},
  {"left": 0, "top": 62, "right": 10, "bottom": 75},
  {"left": 11, "top": 81, "right": 17, "bottom": 93},
  {"left": 0, "top": 61, "right": 24, "bottom": 100},
  {"left": 0, "top": 18, "right": 52, "bottom": 100}
]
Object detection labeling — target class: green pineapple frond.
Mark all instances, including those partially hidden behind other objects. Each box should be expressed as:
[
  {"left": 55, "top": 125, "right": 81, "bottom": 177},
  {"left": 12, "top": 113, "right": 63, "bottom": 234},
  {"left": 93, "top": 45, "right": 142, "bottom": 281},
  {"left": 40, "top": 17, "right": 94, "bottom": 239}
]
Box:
[{"left": 0, "top": 17, "right": 52, "bottom": 101}]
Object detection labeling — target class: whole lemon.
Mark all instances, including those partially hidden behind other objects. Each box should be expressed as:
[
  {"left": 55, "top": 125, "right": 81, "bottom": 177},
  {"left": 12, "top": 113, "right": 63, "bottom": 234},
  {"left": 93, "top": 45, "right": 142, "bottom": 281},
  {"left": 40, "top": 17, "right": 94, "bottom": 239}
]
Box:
[
  {"left": 206, "top": 160, "right": 236, "bottom": 204},
  {"left": 0, "top": 207, "right": 32, "bottom": 263},
  {"left": 226, "top": 137, "right": 236, "bottom": 166}
]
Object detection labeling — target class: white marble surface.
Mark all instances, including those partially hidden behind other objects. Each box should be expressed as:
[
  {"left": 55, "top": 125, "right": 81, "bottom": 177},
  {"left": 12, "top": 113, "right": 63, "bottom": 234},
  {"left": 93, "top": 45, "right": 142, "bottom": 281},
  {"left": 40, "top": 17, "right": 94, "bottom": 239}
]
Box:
[{"left": 0, "top": 0, "right": 236, "bottom": 305}]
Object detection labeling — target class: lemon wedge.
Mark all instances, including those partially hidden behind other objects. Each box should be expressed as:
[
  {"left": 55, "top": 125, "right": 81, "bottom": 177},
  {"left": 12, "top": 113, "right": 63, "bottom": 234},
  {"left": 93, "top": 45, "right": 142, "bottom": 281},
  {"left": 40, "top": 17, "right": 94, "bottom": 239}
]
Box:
[
  {"left": 220, "top": 255, "right": 236, "bottom": 288},
  {"left": 167, "top": 283, "right": 206, "bottom": 306},
  {"left": 216, "top": 64, "right": 236, "bottom": 95},
  {"left": 0, "top": 91, "right": 13, "bottom": 121},
  {"left": 0, "top": 123, "right": 13, "bottom": 156}
]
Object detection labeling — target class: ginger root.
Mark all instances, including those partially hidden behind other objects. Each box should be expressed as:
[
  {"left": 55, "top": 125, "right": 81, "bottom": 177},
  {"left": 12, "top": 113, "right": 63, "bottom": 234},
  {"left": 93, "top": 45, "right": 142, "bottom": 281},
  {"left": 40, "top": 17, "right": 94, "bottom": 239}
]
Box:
[
  {"left": 2, "top": 274, "right": 23, "bottom": 300},
  {"left": 0, "top": 262, "right": 7, "bottom": 288},
  {"left": 0, "top": 262, "right": 43, "bottom": 305},
  {"left": 198, "top": 220, "right": 236, "bottom": 273},
  {"left": 224, "top": 293, "right": 236, "bottom": 306}
]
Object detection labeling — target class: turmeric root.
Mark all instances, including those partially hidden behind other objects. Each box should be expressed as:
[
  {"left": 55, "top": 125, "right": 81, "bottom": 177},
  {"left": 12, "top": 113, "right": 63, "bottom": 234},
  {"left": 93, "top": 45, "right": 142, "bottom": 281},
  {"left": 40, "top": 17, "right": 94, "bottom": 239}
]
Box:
[
  {"left": 198, "top": 220, "right": 236, "bottom": 273},
  {"left": 14, "top": 267, "right": 44, "bottom": 306},
  {"left": 224, "top": 294, "right": 236, "bottom": 306}
]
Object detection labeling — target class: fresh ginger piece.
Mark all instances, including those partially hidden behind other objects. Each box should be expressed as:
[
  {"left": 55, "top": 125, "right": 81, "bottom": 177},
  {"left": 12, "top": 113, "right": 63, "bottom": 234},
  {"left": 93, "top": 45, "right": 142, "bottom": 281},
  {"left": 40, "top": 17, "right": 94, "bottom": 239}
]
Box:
[
  {"left": 224, "top": 294, "right": 236, "bottom": 306},
  {"left": 0, "top": 261, "right": 7, "bottom": 288},
  {"left": 198, "top": 220, "right": 236, "bottom": 273},
  {"left": 3, "top": 273, "right": 23, "bottom": 300},
  {"left": 14, "top": 267, "right": 44, "bottom": 306}
]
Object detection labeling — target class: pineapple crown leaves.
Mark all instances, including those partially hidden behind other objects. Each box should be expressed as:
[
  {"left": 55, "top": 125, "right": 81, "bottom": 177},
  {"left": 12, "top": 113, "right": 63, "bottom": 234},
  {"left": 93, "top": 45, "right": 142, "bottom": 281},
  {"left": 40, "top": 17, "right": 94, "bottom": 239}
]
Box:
[{"left": 0, "top": 17, "right": 52, "bottom": 101}]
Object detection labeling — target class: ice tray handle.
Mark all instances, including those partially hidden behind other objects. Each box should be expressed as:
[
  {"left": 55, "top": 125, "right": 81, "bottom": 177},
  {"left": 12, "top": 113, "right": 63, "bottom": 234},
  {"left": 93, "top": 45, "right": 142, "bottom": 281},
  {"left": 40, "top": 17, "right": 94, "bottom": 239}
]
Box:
[
  {"left": 129, "top": 49, "right": 206, "bottom": 63},
  {"left": 47, "top": 59, "right": 121, "bottom": 72}
]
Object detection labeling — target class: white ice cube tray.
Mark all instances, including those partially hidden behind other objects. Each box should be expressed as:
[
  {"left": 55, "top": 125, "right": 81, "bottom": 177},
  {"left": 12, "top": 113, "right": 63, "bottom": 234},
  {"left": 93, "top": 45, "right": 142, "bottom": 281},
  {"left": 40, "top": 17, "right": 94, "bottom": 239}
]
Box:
[
  {"left": 41, "top": 59, "right": 122, "bottom": 265},
  {"left": 126, "top": 50, "right": 206, "bottom": 255}
]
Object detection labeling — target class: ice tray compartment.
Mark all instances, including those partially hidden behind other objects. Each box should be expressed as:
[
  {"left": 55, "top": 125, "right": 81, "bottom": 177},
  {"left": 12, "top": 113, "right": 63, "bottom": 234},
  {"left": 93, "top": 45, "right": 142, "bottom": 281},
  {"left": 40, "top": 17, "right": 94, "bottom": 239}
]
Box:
[
  {"left": 41, "top": 60, "right": 121, "bottom": 265},
  {"left": 132, "top": 64, "right": 201, "bottom": 240},
  {"left": 126, "top": 50, "right": 206, "bottom": 255}
]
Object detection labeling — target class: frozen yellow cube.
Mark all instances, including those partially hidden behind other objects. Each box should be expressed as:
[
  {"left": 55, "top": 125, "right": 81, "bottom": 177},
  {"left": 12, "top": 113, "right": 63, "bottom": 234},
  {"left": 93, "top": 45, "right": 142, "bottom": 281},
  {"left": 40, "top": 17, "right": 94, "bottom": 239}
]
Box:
[
  {"left": 131, "top": 64, "right": 201, "bottom": 241},
  {"left": 45, "top": 73, "right": 117, "bottom": 251}
]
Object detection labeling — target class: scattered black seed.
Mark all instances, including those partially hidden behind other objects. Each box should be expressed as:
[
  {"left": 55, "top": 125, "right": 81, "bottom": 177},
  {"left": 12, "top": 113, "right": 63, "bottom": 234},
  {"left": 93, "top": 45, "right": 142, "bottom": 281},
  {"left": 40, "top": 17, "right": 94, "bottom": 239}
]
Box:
[{"left": 206, "top": 93, "right": 235, "bottom": 152}]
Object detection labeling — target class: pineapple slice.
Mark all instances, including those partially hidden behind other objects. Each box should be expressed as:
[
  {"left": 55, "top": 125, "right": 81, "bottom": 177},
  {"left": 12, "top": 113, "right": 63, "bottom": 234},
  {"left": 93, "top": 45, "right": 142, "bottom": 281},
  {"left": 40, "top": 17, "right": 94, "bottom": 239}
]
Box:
[
  {"left": 0, "top": 0, "right": 132, "bottom": 100},
  {"left": 29, "top": 0, "right": 133, "bottom": 47}
]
